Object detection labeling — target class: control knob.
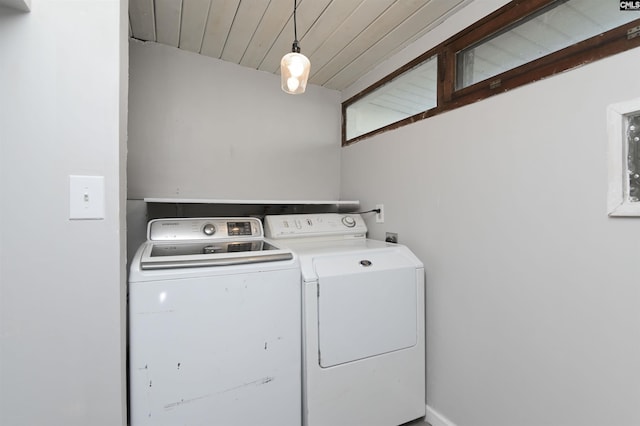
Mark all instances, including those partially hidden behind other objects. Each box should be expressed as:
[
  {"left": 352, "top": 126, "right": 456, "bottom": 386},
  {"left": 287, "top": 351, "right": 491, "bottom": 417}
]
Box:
[
  {"left": 341, "top": 216, "right": 356, "bottom": 228},
  {"left": 203, "top": 223, "right": 216, "bottom": 236}
]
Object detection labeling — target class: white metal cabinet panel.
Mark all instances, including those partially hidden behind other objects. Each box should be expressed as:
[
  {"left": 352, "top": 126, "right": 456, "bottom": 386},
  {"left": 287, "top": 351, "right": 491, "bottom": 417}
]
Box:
[
  {"left": 129, "top": 268, "right": 301, "bottom": 426},
  {"left": 314, "top": 253, "right": 418, "bottom": 367}
]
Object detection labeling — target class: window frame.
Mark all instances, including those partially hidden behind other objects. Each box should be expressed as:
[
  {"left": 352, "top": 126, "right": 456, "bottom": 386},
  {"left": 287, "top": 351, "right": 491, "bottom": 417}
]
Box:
[
  {"left": 341, "top": 45, "right": 441, "bottom": 145},
  {"left": 607, "top": 97, "right": 640, "bottom": 217},
  {"left": 342, "top": 0, "right": 640, "bottom": 146}
]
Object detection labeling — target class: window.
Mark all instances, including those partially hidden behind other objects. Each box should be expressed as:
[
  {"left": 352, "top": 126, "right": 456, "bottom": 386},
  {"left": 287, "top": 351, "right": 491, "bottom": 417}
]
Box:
[
  {"left": 456, "top": 0, "right": 639, "bottom": 89},
  {"left": 629, "top": 113, "right": 640, "bottom": 203},
  {"left": 343, "top": 0, "right": 640, "bottom": 146},
  {"left": 608, "top": 98, "right": 640, "bottom": 217},
  {"left": 345, "top": 55, "right": 438, "bottom": 141}
]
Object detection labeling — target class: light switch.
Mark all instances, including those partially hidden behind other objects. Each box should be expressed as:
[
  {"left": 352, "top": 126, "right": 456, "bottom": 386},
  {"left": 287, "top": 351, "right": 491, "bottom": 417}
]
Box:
[{"left": 69, "top": 175, "right": 105, "bottom": 220}]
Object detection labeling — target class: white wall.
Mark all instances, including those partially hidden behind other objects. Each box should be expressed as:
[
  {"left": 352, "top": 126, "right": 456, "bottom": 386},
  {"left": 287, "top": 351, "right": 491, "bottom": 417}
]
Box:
[
  {"left": 0, "top": 1, "right": 127, "bottom": 425},
  {"left": 341, "top": 3, "right": 640, "bottom": 425},
  {"left": 128, "top": 40, "right": 342, "bottom": 201}
]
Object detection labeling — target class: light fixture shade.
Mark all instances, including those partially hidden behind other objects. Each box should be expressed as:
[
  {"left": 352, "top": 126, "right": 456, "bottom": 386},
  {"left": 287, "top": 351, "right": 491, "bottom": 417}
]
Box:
[{"left": 281, "top": 52, "right": 310, "bottom": 94}]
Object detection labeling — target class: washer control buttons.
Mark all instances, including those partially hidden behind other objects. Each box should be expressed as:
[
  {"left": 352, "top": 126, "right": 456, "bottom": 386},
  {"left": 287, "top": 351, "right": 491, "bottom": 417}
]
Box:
[
  {"left": 203, "top": 223, "right": 216, "bottom": 236},
  {"left": 341, "top": 216, "right": 356, "bottom": 228}
]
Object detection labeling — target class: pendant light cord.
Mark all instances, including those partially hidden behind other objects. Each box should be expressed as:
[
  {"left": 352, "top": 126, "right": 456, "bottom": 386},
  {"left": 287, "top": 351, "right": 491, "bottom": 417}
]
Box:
[
  {"left": 291, "top": 0, "right": 300, "bottom": 53},
  {"left": 293, "top": 0, "right": 298, "bottom": 43}
]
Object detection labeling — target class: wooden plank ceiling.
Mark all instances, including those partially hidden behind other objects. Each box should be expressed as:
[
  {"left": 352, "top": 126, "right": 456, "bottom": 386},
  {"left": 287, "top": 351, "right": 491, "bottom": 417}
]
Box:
[{"left": 129, "top": 0, "right": 472, "bottom": 91}]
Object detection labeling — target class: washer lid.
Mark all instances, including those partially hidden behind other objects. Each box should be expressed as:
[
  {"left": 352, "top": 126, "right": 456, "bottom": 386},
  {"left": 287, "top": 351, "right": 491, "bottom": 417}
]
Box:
[
  {"left": 149, "top": 240, "right": 277, "bottom": 257},
  {"left": 139, "top": 241, "right": 293, "bottom": 270}
]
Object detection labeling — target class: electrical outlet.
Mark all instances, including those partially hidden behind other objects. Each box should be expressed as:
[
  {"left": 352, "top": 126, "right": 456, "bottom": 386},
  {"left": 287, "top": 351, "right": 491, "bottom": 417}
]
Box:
[
  {"left": 376, "top": 204, "right": 384, "bottom": 223},
  {"left": 385, "top": 232, "right": 398, "bottom": 243}
]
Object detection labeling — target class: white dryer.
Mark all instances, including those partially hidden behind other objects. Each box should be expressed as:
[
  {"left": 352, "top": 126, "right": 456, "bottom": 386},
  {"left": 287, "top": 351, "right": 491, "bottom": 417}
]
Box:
[
  {"left": 264, "top": 213, "right": 425, "bottom": 426},
  {"left": 129, "top": 217, "right": 301, "bottom": 426}
]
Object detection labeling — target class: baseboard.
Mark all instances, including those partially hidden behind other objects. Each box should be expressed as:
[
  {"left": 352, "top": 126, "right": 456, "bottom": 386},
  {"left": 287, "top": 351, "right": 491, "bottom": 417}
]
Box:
[{"left": 425, "top": 405, "right": 457, "bottom": 426}]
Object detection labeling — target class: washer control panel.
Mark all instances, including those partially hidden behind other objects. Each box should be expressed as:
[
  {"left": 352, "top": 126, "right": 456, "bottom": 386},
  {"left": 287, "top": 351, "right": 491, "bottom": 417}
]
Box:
[
  {"left": 148, "top": 217, "right": 262, "bottom": 241},
  {"left": 264, "top": 213, "right": 367, "bottom": 239}
]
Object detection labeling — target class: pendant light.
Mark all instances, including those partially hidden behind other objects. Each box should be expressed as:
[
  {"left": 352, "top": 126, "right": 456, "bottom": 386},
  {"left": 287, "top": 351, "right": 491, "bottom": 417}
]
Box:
[{"left": 281, "top": 0, "right": 310, "bottom": 94}]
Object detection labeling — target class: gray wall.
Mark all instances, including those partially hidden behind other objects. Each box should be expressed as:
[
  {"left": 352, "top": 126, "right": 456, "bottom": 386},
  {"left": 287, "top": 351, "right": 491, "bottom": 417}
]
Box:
[
  {"left": 128, "top": 40, "right": 342, "bottom": 201},
  {"left": 0, "top": 1, "right": 127, "bottom": 425},
  {"left": 340, "top": 3, "right": 640, "bottom": 425}
]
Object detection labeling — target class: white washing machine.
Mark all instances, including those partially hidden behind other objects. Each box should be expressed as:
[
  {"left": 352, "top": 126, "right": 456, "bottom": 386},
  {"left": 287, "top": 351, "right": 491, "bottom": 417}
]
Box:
[
  {"left": 129, "top": 217, "right": 301, "bottom": 426},
  {"left": 264, "top": 213, "right": 425, "bottom": 426}
]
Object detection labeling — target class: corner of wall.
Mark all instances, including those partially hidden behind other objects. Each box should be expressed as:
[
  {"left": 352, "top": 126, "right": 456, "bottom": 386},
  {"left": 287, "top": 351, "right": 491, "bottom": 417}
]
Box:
[{"left": 426, "top": 405, "right": 458, "bottom": 426}]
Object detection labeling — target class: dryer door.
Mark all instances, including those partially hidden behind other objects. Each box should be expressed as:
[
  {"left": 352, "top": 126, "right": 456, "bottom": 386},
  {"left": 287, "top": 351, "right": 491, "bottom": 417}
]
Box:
[{"left": 313, "top": 251, "right": 418, "bottom": 368}]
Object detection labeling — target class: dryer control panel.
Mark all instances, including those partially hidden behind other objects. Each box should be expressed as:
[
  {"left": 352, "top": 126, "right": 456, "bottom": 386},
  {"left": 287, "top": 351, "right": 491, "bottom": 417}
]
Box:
[{"left": 264, "top": 213, "right": 367, "bottom": 239}]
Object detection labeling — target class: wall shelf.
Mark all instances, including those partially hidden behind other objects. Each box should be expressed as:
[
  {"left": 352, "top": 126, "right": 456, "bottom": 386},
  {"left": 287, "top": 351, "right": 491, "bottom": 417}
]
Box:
[
  {"left": 141, "top": 198, "right": 361, "bottom": 220},
  {"left": 144, "top": 198, "right": 359, "bottom": 207}
]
